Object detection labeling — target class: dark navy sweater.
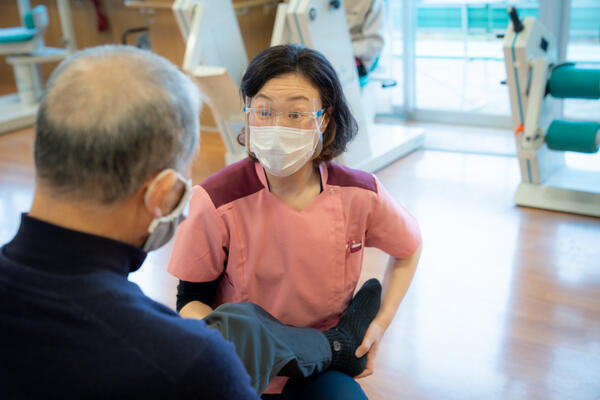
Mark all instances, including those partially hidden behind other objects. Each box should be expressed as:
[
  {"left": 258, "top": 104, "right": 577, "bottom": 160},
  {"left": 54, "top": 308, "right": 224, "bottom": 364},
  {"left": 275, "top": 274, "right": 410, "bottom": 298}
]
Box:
[{"left": 0, "top": 215, "right": 259, "bottom": 399}]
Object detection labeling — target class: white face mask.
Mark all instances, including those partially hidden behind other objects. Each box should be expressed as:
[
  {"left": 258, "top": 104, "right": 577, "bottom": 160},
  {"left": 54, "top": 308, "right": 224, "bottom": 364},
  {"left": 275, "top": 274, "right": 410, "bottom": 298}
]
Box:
[
  {"left": 142, "top": 169, "right": 192, "bottom": 252},
  {"left": 249, "top": 126, "right": 321, "bottom": 177}
]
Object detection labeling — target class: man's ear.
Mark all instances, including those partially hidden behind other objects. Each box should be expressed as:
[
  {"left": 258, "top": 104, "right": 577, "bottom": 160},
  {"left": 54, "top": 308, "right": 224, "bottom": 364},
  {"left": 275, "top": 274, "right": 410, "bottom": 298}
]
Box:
[{"left": 144, "top": 172, "right": 179, "bottom": 218}]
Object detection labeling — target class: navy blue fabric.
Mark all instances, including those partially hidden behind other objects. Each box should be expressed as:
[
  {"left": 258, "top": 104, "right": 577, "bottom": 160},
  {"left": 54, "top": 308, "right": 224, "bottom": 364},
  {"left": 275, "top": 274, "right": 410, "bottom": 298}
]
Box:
[
  {"left": 0, "top": 215, "right": 259, "bottom": 399},
  {"left": 262, "top": 371, "right": 368, "bottom": 400},
  {"left": 296, "top": 371, "right": 368, "bottom": 400}
]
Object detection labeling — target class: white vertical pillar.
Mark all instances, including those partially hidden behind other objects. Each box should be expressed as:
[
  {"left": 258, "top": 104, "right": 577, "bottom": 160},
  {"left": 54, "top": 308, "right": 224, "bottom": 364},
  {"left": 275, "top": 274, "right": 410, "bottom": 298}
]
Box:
[
  {"left": 538, "top": 0, "right": 571, "bottom": 62},
  {"left": 57, "top": 0, "right": 78, "bottom": 53},
  {"left": 538, "top": 0, "right": 571, "bottom": 119},
  {"left": 13, "top": 64, "right": 37, "bottom": 104},
  {"left": 17, "top": 0, "right": 31, "bottom": 19},
  {"left": 402, "top": 0, "right": 416, "bottom": 116}
]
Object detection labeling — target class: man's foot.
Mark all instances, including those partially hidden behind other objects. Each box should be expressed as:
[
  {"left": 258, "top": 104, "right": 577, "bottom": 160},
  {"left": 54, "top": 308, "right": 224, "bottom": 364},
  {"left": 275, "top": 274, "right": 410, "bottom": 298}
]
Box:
[{"left": 323, "top": 279, "right": 382, "bottom": 377}]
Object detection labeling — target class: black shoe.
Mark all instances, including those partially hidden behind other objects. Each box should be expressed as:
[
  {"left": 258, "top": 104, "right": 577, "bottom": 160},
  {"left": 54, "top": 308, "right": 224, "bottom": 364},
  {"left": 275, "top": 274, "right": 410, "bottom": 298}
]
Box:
[{"left": 323, "top": 279, "right": 382, "bottom": 376}]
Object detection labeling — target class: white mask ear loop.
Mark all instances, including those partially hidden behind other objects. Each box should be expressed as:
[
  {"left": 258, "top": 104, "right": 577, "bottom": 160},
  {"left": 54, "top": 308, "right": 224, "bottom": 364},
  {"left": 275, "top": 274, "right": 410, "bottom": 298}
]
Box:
[{"left": 144, "top": 169, "right": 192, "bottom": 234}]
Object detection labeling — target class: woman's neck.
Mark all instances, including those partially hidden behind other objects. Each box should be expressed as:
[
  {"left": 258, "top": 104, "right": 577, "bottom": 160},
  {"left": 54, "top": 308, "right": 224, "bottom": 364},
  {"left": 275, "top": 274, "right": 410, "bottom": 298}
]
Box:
[{"left": 265, "top": 162, "right": 322, "bottom": 206}]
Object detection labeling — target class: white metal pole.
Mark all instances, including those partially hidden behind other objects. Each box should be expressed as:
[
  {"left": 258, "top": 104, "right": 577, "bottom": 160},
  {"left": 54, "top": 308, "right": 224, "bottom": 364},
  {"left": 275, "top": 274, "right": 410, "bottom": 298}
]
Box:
[
  {"left": 402, "top": 0, "right": 416, "bottom": 116},
  {"left": 56, "top": 0, "right": 77, "bottom": 53},
  {"left": 538, "top": 0, "right": 570, "bottom": 62},
  {"left": 557, "top": 0, "right": 571, "bottom": 63},
  {"left": 538, "top": 0, "right": 570, "bottom": 119},
  {"left": 13, "top": 63, "right": 37, "bottom": 104},
  {"left": 17, "top": 0, "right": 31, "bottom": 19}
]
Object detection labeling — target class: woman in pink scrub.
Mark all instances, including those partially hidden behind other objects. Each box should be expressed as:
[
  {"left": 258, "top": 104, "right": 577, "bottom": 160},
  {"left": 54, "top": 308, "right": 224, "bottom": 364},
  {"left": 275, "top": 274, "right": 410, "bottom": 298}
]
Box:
[{"left": 168, "top": 45, "right": 421, "bottom": 399}]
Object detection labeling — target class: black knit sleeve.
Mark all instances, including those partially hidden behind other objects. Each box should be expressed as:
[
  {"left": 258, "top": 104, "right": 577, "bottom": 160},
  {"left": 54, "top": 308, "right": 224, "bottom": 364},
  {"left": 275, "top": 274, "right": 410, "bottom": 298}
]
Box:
[{"left": 176, "top": 279, "right": 219, "bottom": 312}]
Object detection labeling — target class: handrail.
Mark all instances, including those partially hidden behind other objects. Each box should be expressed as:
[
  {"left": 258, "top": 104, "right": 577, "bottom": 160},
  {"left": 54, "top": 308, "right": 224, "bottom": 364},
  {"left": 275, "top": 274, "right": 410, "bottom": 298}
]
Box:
[
  {"left": 233, "top": 0, "right": 281, "bottom": 10},
  {"left": 124, "top": 0, "right": 282, "bottom": 10}
]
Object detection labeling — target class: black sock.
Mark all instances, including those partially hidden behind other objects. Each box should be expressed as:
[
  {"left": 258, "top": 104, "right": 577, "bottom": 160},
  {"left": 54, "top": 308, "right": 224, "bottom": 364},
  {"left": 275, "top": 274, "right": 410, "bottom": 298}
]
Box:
[{"left": 323, "top": 278, "right": 382, "bottom": 377}]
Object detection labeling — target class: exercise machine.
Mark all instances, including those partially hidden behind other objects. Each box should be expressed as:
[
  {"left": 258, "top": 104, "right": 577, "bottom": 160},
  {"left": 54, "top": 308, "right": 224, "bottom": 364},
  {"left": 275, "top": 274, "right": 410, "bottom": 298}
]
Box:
[
  {"left": 503, "top": 8, "right": 600, "bottom": 216},
  {"left": 0, "top": 0, "right": 76, "bottom": 134}
]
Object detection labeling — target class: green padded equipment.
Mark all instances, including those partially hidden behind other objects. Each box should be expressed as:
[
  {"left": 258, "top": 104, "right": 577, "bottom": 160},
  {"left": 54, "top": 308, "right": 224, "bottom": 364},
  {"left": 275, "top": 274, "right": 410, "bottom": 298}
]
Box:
[
  {"left": 0, "top": 28, "right": 36, "bottom": 43},
  {"left": 0, "top": 5, "right": 47, "bottom": 44},
  {"left": 24, "top": 9, "right": 36, "bottom": 29},
  {"left": 546, "top": 120, "right": 600, "bottom": 154},
  {"left": 548, "top": 64, "right": 600, "bottom": 99}
]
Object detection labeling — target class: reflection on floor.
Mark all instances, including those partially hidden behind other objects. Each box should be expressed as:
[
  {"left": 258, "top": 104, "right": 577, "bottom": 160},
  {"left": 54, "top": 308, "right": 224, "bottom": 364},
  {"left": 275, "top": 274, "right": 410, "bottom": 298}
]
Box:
[{"left": 1, "top": 126, "right": 599, "bottom": 399}]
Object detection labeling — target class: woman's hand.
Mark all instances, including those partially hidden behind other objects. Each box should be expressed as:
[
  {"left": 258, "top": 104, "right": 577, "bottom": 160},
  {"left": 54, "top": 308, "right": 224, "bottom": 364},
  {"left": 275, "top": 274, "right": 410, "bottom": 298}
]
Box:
[
  {"left": 353, "top": 319, "right": 386, "bottom": 378},
  {"left": 180, "top": 301, "right": 214, "bottom": 320}
]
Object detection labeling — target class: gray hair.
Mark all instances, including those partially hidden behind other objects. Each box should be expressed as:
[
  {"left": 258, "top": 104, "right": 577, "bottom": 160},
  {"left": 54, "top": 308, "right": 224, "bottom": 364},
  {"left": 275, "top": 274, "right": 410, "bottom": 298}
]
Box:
[{"left": 35, "top": 45, "right": 200, "bottom": 204}]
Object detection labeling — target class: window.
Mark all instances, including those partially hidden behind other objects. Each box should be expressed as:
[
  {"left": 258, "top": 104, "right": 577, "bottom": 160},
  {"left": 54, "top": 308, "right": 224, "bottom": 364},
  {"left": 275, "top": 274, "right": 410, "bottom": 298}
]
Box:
[{"left": 387, "top": 0, "right": 539, "bottom": 122}]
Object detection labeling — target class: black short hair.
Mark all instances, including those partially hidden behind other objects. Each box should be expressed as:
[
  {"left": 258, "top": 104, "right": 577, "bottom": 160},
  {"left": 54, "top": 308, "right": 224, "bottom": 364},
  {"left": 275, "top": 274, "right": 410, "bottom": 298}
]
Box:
[{"left": 239, "top": 44, "right": 358, "bottom": 163}]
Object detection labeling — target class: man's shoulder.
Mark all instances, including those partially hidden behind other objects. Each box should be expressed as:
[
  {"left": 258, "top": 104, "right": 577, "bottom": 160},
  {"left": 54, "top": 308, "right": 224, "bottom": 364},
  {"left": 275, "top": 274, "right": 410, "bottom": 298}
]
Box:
[
  {"left": 0, "top": 265, "right": 257, "bottom": 398},
  {"left": 200, "top": 158, "right": 264, "bottom": 209}
]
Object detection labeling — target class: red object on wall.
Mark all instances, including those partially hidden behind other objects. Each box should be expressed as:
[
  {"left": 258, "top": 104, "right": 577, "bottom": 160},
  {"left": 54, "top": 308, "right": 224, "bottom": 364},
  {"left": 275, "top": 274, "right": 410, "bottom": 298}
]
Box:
[{"left": 91, "top": 0, "right": 108, "bottom": 32}]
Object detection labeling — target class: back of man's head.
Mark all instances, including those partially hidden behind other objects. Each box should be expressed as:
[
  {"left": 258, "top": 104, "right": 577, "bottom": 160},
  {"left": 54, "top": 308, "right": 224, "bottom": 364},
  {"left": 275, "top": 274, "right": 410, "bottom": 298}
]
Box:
[{"left": 35, "top": 45, "right": 200, "bottom": 205}]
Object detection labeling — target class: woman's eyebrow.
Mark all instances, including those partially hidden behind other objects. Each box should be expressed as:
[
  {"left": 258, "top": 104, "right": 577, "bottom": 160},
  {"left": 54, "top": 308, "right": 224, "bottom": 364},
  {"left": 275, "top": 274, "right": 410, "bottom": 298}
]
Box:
[
  {"left": 287, "top": 95, "right": 311, "bottom": 102},
  {"left": 254, "top": 93, "right": 271, "bottom": 101}
]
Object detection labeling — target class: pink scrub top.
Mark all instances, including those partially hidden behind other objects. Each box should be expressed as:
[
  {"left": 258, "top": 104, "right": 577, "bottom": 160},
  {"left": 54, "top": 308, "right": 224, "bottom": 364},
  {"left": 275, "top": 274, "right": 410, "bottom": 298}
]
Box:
[
  {"left": 168, "top": 158, "right": 421, "bottom": 330},
  {"left": 168, "top": 158, "right": 421, "bottom": 393}
]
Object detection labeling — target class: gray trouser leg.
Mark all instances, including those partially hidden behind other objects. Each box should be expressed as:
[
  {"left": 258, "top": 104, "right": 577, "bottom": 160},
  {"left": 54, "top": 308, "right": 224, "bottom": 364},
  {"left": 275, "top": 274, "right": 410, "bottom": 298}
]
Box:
[{"left": 203, "top": 302, "right": 332, "bottom": 395}]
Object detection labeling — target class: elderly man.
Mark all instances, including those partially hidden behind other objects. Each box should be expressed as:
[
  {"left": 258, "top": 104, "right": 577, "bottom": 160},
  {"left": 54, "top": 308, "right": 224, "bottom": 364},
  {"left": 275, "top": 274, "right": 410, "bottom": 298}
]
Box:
[{"left": 0, "top": 46, "right": 380, "bottom": 399}]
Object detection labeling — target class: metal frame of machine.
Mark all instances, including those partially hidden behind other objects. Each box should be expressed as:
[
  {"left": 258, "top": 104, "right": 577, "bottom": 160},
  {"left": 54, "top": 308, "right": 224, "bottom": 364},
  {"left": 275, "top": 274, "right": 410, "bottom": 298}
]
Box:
[{"left": 503, "top": 8, "right": 600, "bottom": 217}]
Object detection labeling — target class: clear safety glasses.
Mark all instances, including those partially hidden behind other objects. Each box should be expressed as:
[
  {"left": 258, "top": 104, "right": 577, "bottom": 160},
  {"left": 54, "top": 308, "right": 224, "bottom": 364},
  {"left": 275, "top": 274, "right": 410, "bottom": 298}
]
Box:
[{"left": 243, "top": 96, "right": 326, "bottom": 130}]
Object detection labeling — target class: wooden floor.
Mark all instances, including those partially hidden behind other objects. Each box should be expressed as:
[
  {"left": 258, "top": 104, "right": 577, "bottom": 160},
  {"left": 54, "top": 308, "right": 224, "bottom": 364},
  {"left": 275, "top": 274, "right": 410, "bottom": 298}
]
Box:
[{"left": 1, "top": 126, "right": 599, "bottom": 400}]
